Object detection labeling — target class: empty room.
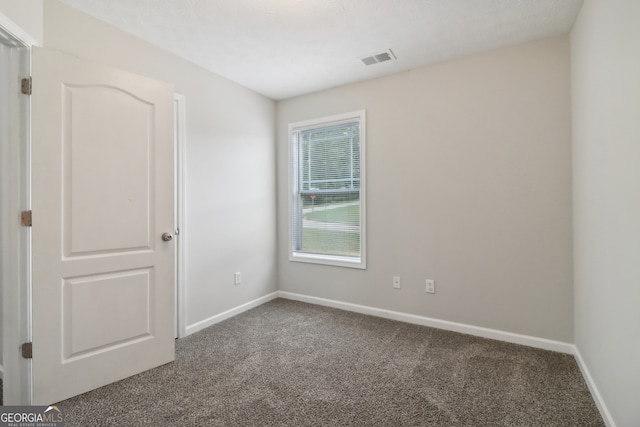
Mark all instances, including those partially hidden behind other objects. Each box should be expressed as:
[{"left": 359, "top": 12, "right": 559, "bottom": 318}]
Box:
[{"left": 0, "top": 0, "right": 637, "bottom": 426}]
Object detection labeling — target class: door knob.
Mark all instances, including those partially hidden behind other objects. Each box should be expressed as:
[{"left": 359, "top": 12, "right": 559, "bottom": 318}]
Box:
[{"left": 162, "top": 232, "right": 173, "bottom": 242}]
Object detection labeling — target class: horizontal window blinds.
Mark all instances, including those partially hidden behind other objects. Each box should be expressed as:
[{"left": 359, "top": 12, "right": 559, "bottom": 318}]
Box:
[{"left": 291, "top": 118, "right": 362, "bottom": 261}]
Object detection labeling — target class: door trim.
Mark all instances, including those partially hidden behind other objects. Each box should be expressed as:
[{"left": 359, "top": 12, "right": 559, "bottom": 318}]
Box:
[
  {"left": 0, "top": 11, "right": 39, "bottom": 47},
  {"left": 0, "top": 14, "right": 35, "bottom": 405},
  {"left": 174, "top": 93, "right": 186, "bottom": 339}
]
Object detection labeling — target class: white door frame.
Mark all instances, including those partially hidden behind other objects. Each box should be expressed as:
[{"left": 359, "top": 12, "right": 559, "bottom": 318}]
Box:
[
  {"left": 0, "top": 12, "right": 37, "bottom": 405},
  {"left": 174, "top": 93, "right": 186, "bottom": 339}
]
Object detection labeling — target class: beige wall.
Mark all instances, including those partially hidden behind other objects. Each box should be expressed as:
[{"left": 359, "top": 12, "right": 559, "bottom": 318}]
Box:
[
  {"left": 277, "top": 36, "right": 573, "bottom": 342},
  {"left": 571, "top": 1, "right": 640, "bottom": 426},
  {"left": 42, "top": 1, "right": 277, "bottom": 328},
  {"left": 0, "top": 0, "right": 43, "bottom": 44}
]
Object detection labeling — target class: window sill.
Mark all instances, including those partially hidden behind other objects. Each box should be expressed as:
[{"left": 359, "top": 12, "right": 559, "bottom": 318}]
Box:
[{"left": 290, "top": 252, "right": 366, "bottom": 270}]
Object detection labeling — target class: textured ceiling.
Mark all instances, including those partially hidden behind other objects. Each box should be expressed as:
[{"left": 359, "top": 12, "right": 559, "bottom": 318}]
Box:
[{"left": 57, "top": 0, "right": 583, "bottom": 100}]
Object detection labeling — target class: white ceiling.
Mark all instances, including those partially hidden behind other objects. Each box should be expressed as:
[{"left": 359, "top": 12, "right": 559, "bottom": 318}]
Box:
[{"left": 57, "top": 0, "right": 583, "bottom": 100}]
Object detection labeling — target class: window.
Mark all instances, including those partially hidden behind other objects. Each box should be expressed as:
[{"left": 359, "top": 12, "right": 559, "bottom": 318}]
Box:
[{"left": 289, "top": 110, "right": 366, "bottom": 269}]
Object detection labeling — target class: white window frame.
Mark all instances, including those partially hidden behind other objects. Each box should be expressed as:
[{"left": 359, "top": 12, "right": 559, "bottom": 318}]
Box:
[{"left": 288, "top": 110, "right": 366, "bottom": 269}]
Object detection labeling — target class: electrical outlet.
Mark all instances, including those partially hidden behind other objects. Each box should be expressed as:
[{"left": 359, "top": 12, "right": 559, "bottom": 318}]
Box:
[
  {"left": 393, "top": 276, "right": 401, "bottom": 289},
  {"left": 234, "top": 272, "right": 241, "bottom": 285},
  {"left": 425, "top": 279, "right": 435, "bottom": 294}
]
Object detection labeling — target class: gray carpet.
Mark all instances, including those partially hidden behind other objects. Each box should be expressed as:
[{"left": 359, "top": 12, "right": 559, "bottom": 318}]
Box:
[{"left": 57, "top": 299, "right": 604, "bottom": 426}]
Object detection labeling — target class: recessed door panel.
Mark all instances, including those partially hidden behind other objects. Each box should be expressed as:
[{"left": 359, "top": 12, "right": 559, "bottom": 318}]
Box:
[
  {"left": 64, "top": 86, "right": 152, "bottom": 257},
  {"left": 63, "top": 269, "right": 153, "bottom": 359}
]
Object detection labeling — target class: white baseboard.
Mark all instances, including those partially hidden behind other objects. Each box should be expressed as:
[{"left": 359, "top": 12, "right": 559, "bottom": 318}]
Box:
[
  {"left": 277, "top": 291, "right": 574, "bottom": 354},
  {"left": 185, "top": 292, "right": 279, "bottom": 336},
  {"left": 573, "top": 347, "right": 617, "bottom": 427}
]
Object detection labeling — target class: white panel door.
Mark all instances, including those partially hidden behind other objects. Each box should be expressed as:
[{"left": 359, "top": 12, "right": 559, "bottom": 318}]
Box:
[{"left": 31, "top": 47, "right": 175, "bottom": 405}]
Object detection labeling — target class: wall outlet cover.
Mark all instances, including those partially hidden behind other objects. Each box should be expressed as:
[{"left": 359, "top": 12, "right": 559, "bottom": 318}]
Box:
[{"left": 426, "top": 279, "right": 435, "bottom": 293}]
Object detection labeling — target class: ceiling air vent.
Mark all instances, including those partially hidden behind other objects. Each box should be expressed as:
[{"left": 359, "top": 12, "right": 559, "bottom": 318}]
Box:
[{"left": 359, "top": 49, "right": 397, "bottom": 66}]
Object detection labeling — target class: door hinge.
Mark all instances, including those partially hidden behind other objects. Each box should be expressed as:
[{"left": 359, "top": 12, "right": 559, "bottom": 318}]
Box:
[
  {"left": 21, "top": 77, "right": 32, "bottom": 95},
  {"left": 21, "top": 342, "right": 33, "bottom": 359},
  {"left": 21, "top": 210, "right": 32, "bottom": 227}
]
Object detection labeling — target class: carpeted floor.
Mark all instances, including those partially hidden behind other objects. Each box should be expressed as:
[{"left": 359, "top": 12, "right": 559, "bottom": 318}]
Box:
[{"left": 57, "top": 299, "right": 604, "bottom": 426}]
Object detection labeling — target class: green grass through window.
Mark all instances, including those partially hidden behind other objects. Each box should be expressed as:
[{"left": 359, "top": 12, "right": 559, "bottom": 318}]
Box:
[
  {"left": 302, "top": 228, "right": 360, "bottom": 257},
  {"left": 304, "top": 204, "right": 360, "bottom": 225}
]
